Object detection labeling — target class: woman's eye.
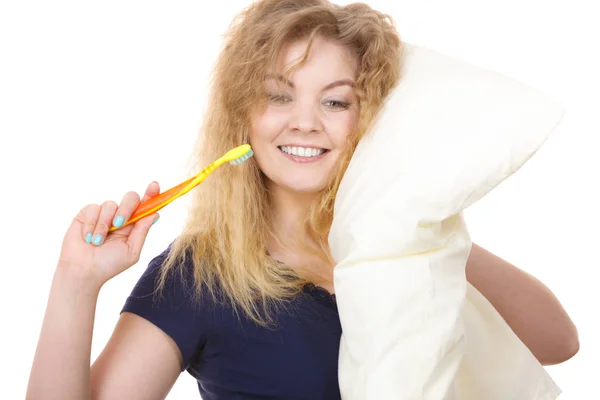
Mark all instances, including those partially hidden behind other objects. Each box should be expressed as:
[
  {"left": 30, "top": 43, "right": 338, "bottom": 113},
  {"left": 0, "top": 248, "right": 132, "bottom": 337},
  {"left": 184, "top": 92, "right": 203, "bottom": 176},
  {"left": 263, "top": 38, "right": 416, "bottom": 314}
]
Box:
[
  {"left": 267, "top": 94, "right": 292, "bottom": 104},
  {"left": 323, "top": 100, "right": 351, "bottom": 110}
]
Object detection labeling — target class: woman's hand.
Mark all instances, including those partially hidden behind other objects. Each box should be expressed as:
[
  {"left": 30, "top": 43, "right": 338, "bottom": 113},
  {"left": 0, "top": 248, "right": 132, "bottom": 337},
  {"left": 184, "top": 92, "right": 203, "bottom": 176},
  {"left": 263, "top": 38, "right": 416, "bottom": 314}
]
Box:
[{"left": 57, "top": 181, "right": 161, "bottom": 291}]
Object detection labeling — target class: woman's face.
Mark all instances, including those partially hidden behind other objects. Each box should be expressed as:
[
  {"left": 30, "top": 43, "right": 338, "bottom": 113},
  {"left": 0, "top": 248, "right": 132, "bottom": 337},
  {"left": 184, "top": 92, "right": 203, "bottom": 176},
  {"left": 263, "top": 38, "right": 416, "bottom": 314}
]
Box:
[{"left": 250, "top": 36, "right": 359, "bottom": 195}]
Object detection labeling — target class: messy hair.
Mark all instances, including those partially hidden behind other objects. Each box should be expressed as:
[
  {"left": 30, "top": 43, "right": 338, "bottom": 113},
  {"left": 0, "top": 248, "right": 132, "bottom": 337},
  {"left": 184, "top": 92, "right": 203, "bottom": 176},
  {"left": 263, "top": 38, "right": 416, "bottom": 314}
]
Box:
[{"left": 157, "top": 0, "right": 402, "bottom": 326}]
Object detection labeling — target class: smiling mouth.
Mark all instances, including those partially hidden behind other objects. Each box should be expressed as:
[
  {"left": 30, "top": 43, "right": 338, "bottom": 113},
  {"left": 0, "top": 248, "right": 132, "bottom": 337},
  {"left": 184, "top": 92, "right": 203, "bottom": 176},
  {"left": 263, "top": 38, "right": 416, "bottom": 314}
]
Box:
[{"left": 278, "top": 145, "right": 329, "bottom": 158}]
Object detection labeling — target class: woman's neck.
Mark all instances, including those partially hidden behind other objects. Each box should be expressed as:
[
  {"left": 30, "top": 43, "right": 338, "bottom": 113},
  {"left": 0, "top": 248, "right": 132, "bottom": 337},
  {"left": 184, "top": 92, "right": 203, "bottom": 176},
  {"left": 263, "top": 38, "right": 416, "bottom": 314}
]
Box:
[
  {"left": 268, "top": 183, "right": 315, "bottom": 249},
  {"left": 266, "top": 182, "right": 335, "bottom": 289}
]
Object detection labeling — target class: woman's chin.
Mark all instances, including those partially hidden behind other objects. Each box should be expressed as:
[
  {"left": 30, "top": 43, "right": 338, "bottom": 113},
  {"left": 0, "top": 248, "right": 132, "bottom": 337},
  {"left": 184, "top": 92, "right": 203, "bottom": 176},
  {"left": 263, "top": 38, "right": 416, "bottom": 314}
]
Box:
[
  {"left": 282, "top": 181, "right": 328, "bottom": 195},
  {"left": 265, "top": 175, "right": 331, "bottom": 197}
]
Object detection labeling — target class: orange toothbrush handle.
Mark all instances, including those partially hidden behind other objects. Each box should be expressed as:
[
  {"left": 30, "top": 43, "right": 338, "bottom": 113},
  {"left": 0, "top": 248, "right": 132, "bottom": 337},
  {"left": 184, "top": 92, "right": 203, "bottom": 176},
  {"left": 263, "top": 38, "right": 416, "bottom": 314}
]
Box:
[{"left": 108, "top": 176, "right": 196, "bottom": 232}]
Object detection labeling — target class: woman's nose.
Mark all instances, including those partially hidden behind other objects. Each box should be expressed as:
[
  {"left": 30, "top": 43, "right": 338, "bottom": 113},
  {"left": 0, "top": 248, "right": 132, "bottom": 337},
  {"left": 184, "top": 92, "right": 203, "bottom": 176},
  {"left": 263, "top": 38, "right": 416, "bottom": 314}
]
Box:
[{"left": 289, "top": 101, "right": 324, "bottom": 134}]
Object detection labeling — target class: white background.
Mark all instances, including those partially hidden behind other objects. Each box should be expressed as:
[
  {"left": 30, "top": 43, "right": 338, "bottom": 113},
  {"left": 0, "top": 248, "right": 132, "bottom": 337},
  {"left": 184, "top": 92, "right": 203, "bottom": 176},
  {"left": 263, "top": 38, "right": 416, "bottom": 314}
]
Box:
[{"left": 1, "top": 0, "right": 598, "bottom": 398}]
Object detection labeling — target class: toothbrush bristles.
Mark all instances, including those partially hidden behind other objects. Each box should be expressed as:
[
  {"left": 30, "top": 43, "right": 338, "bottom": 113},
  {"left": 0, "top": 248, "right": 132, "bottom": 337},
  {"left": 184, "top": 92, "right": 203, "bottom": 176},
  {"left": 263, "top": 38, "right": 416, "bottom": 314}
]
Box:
[{"left": 230, "top": 149, "right": 254, "bottom": 165}]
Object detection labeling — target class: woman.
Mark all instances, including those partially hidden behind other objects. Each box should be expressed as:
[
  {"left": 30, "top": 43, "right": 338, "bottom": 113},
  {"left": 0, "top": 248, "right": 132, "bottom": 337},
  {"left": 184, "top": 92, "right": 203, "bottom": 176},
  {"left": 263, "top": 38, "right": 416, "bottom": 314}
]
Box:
[{"left": 27, "top": 0, "right": 578, "bottom": 399}]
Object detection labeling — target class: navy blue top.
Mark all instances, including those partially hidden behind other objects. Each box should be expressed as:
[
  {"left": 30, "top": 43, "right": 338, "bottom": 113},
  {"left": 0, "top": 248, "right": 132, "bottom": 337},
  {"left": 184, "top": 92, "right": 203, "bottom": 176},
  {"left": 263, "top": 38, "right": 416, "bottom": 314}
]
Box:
[{"left": 121, "top": 245, "right": 342, "bottom": 399}]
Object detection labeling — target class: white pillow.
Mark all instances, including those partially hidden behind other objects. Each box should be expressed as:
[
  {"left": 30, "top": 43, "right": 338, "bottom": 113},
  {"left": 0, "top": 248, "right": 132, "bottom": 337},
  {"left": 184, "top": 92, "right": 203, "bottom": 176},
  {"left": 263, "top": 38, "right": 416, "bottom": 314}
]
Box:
[{"left": 329, "top": 44, "right": 564, "bottom": 399}]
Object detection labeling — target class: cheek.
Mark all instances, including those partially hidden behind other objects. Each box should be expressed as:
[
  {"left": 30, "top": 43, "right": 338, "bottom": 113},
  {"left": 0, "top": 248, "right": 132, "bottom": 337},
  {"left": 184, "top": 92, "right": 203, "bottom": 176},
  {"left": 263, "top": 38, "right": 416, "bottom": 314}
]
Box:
[
  {"left": 328, "top": 112, "right": 359, "bottom": 148},
  {"left": 249, "top": 111, "right": 284, "bottom": 174},
  {"left": 250, "top": 108, "right": 287, "bottom": 144}
]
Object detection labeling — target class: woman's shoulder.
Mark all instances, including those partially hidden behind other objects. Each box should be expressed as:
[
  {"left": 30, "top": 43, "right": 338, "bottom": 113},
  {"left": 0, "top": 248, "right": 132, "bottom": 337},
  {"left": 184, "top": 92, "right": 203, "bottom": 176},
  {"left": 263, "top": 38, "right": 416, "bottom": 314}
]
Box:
[{"left": 121, "top": 241, "right": 217, "bottom": 369}]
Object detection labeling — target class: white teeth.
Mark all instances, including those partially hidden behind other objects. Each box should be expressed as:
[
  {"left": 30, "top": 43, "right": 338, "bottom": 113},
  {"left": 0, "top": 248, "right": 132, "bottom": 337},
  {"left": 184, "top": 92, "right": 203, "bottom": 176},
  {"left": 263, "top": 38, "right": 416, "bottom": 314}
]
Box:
[{"left": 280, "top": 145, "right": 325, "bottom": 158}]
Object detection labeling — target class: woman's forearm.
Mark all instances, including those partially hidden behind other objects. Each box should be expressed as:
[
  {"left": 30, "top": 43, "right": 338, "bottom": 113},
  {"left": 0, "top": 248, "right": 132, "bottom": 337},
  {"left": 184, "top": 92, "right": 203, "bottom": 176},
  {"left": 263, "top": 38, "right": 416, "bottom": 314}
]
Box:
[
  {"left": 466, "top": 243, "right": 579, "bottom": 365},
  {"left": 27, "top": 265, "right": 101, "bottom": 400}
]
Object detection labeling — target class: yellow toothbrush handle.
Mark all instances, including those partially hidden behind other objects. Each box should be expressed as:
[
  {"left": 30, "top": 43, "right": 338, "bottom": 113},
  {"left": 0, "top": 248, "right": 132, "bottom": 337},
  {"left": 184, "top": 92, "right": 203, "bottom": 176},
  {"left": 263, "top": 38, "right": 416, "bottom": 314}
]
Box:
[{"left": 108, "top": 160, "right": 221, "bottom": 232}]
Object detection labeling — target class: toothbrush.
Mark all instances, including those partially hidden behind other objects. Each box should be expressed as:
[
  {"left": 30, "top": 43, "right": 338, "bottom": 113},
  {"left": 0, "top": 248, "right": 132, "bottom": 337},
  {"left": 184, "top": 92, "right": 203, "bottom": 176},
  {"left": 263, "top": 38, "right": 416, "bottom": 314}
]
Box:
[{"left": 108, "top": 144, "right": 253, "bottom": 232}]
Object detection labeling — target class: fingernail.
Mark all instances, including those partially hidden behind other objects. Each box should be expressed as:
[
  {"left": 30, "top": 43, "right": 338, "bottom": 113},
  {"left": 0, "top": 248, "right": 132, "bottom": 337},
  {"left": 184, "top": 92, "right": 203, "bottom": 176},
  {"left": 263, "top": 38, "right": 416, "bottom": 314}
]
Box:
[
  {"left": 93, "top": 234, "right": 103, "bottom": 246},
  {"left": 113, "top": 215, "right": 125, "bottom": 228},
  {"left": 85, "top": 233, "right": 93, "bottom": 244},
  {"left": 152, "top": 216, "right": 160, "bottom": 225}
]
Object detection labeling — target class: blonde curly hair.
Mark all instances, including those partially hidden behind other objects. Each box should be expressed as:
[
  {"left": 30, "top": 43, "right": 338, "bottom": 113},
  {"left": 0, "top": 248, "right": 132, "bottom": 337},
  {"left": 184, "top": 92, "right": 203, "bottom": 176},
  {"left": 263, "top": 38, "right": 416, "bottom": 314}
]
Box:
[{"left": 157, "top": 0, "right": 402, "bottom": 326}]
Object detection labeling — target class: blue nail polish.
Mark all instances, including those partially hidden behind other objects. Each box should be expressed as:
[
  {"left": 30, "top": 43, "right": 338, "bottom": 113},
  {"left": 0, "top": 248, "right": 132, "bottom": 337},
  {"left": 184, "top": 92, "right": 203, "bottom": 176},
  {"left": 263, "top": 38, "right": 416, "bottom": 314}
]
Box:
[
  {"left": 113, "top": 216, "right": 125, "bottom": 228},
  {"left": 93, "top": 234, "right": 103, "bottom": 246},
  {"left": 153, "top": 216, "right": 160, "bottom": 225},
  {"left": 85, "top": 233, "right": 93, "bottom": 244}
]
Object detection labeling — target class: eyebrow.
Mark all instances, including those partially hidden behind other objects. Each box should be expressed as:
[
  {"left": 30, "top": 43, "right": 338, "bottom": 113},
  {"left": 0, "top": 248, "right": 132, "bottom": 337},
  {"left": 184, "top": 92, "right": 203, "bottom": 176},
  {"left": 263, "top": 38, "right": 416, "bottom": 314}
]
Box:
[{"left": 265, "top": 74, "right": 355, "bottom": 91}]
